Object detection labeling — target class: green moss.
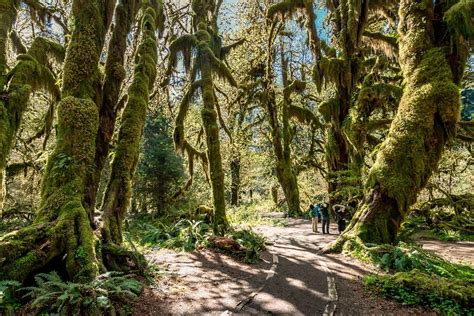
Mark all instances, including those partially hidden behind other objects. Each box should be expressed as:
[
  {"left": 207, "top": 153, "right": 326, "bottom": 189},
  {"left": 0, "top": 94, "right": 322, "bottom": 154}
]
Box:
[
  {"left": 101, "top": 0, "right": 161, "bottom": 245},
  {"left": 331, "top": 0, "right": 469, "bottom": 246}
]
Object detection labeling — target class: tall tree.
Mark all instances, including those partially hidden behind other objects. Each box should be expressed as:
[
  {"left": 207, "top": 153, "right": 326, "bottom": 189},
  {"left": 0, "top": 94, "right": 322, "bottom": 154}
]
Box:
[
  {"left": 166, "top": 0, "right": 239, "bottom": 234},
  {"left": 101, "top": 0, "right": 162, "bottom": 247},
  {"left": 331, "top": 0, "right": 473, "bottom": 247},
  {"left": 264, "top": 4, "right": 324, "bottom": 215},
  {"left": 268, "top": 0, "right": 400, "bottom": 203}
]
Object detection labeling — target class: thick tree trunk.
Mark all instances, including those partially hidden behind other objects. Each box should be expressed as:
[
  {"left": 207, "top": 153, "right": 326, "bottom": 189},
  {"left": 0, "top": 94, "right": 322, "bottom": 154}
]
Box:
[
  {"left": 0, "top": 0, "right": 111, "bottom": 282},
  {"left": 84, "top": 0, "right": 140, "bottom": 222},
  {"left": 276, "top": 160, "right": 301, "bottom": 215},
  {"left": 332, "top": 0, "right": 464, "bottom": 247},
  {"left": 101, "top": 2, "right": 159, "bottom": 245},
  {"left": 201, "top": 52, "right": 228, "bottom": 234},
  {"left": 326, "top": 129, "right": 350, "bottom": 202},
  {"left": 230, "top": 157, "right": 240, "bottom": 206}
]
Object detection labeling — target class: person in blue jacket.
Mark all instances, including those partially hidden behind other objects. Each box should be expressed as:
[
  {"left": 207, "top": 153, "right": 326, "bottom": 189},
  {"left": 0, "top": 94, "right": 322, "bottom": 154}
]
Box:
[{"left": 309, "top": 204, "right": 321, "bottom": 233}]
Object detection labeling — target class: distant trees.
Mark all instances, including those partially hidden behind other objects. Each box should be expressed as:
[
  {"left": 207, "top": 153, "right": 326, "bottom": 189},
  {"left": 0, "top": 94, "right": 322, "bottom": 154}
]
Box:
[{"left": 134, "top": 114, "right": 185, "bottom": 214}]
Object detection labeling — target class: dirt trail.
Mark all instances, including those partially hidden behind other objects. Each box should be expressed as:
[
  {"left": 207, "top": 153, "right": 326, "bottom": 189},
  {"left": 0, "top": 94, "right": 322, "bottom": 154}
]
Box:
[{"left": 135, "top": 218, "right": 435, "bottom": 315}]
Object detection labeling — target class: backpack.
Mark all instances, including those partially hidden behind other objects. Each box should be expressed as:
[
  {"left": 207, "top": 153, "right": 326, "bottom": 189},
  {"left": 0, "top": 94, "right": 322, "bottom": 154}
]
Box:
[{"left": 320, "top": 203, "right": 329, "bottom": 218}]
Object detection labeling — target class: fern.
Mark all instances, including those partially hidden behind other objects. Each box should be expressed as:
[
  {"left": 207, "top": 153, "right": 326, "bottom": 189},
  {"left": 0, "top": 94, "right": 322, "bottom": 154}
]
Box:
[{"left": 21, "top": 272, "right": 142, "bottom": 315}]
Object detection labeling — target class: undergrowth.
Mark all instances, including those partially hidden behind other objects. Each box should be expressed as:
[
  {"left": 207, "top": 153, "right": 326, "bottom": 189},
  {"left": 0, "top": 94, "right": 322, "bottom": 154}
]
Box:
[
  {"left": 399, "top": 204, "right": 474, "bottom": 242},
  {"left": 0, "top": 271, "right": 142, "bottom": 315},
  {"left": 131, "top": 217, "right": 266, "bottom": 263},
  {"left": 360, "top": 242, "right": 474, "bottom": 314}
]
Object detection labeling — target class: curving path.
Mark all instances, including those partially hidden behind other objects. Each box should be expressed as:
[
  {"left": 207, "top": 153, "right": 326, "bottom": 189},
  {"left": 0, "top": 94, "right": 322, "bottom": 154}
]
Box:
[{"left": 135, "top": 217, "right": 433, "bottom": 315}]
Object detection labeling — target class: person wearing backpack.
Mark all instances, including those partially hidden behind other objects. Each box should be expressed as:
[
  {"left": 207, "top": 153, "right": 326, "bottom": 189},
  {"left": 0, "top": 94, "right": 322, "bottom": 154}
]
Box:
[
  {"left": 320, "top": 203, "right": 330, "bottom": 234},
  {"left": 333, "top": 204, "right": 346, "bottom": 234},
  {"left": 309, "top": 204, "right": 321, "bottom": 233}
]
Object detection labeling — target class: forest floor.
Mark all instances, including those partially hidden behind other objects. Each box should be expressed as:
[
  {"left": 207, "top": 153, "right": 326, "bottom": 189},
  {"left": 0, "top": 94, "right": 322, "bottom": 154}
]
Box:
[{"left": 134, "top": 215, "right": 473, "bottom": 315}]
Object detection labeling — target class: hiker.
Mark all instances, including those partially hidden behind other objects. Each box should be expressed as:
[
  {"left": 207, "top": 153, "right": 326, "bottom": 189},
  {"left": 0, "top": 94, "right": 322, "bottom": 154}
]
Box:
[
  {"left": 309, "top": 204, "right": 321, "bottom": 232},
  {"left": 320, "top": 202, "right": 330, "bottom": 234},
  {"left": 333, "top": 204, "right": 346, "bottom": 234}
]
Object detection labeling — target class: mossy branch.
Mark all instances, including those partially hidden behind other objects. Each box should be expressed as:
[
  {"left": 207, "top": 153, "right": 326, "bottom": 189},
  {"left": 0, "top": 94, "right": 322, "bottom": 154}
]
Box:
[
  {"left": 363, "top": 30, "right": 398, "bottom": 57},
  {"left": 267, "top": 0, "right": 305, "bottom": 21},
  {"left": 288, "top": 105, "right": 321, "bottom": 128}
]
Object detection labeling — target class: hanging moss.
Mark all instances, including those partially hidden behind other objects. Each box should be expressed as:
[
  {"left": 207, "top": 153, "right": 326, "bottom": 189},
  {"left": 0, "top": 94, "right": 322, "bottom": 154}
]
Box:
[
  {"left": 0, "top": 37, "right": 63, "bottom": 212},
  {"left": 101, "top": 0, "right": 161, "bottom": 245},
  {"left": 444, "top": 0, "right": 474, "bottom": 40}
]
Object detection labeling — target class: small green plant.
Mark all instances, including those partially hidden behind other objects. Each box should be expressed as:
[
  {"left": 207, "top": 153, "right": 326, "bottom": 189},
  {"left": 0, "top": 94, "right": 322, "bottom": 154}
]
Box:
[
  {"left": 228, "top": 228, "right": 266, "bottom": 263},
  {"left": 0, "top": 280, "right": 22, "bottom": 314},
  {"left": 22, "top": 271, "right": 142, "bottom": 315}
]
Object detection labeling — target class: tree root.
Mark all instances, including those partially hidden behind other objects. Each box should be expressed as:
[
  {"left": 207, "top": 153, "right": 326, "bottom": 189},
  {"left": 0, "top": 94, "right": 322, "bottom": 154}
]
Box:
[{"left": 101, "top": 243, "right": 147, "bottom": 274}]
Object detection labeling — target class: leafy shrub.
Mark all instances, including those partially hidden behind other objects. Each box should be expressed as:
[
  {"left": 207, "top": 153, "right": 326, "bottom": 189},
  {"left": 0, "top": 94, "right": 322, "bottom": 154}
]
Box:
[
  {"left": 22, "top": 271, "right": 141, "bottom": 315},
  {"left": 228, "top": 229, "right": 266, "bottom": 263}
]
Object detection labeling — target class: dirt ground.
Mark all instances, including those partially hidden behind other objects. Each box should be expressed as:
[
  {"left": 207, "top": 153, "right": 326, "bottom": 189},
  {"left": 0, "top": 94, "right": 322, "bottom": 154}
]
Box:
[{"left": 133, "top": 217, "right": 471, "bottom": 315}]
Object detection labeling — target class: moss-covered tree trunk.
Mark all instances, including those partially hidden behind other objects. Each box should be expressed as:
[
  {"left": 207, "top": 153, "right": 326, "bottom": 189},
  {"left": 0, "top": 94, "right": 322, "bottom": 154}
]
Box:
[
  {"left": 101, "top": 0, "right": 159, "bottom": 246},
  {"left": 84, "top": 0, "right": 140, "bottom": 223},
  {"left": 200, "top": 50, "right": 228, "bottom": 233},
  {"left": 332, "top": 0, "right": 469, "bottom": 247},
  {"left": 0, "top": 0, "right": 112, "bottom": 282},
  {"left": 263, "top": 45, "right": 301, "bottom": 216}
]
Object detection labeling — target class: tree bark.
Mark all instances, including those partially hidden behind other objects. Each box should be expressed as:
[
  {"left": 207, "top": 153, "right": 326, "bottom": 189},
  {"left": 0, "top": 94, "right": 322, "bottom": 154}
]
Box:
[
  {"left": 332, "top": 0, "right": 467, "bottom": 247},
  {"left": 0, "top": 0, "right": 18, "bottom": 212}
]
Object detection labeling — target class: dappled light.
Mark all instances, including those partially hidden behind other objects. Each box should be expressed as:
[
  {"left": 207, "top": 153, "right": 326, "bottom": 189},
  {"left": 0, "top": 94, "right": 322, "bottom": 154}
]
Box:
[{"left": 0, "top": 0, "right": 472, "bottom": 314}]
